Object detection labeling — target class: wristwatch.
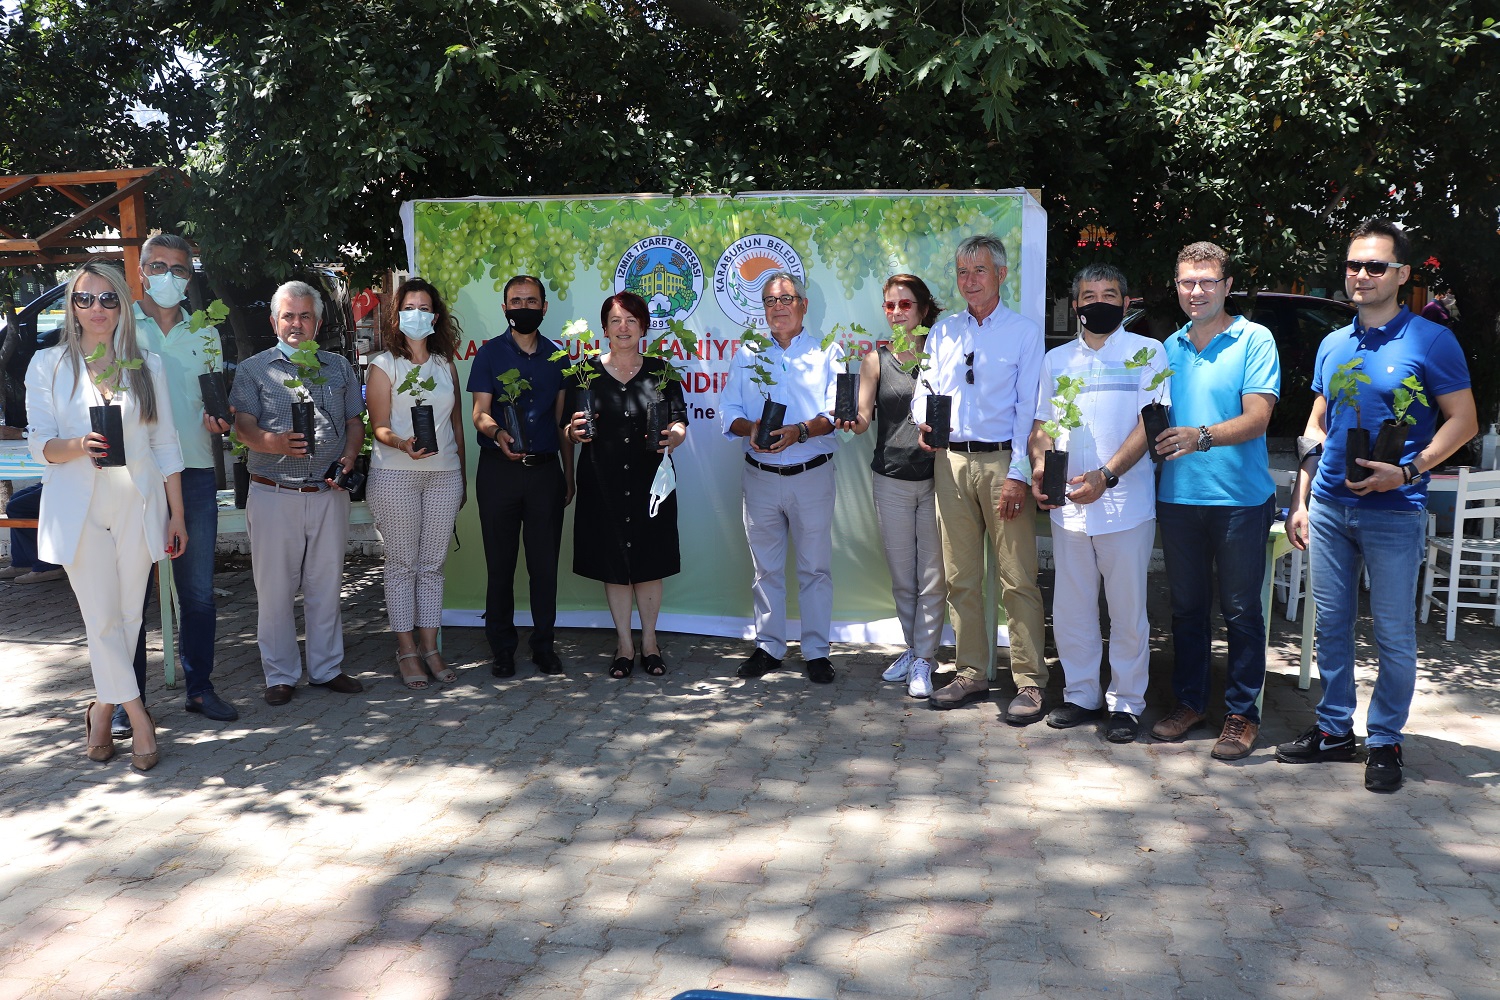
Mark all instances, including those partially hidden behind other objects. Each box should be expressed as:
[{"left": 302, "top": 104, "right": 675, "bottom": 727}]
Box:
[
  {"left": 1197, "top": 425, "right": 1214, "bottom": 453},
  {"left": 797, "top": 421, "right": 810, "bottom": 444},
  {"left": 1099, "top": 465, "right": 1119, "bottom": 489}
]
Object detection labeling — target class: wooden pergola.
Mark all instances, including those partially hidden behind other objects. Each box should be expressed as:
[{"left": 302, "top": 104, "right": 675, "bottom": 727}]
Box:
[{"left": 0, "top": 167, "right": 184, "bottom": 299}]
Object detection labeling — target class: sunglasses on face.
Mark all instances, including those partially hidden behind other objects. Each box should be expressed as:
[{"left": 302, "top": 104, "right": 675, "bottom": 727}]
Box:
[
  {"left": 72, "top": 291, "right": 122, "bottom": 310},
  {"left": 883, "top": 298, "right": 916, "bottom": 313},
  {"left": 1345, "top": 260, "right": 1403, "bottom": 277},
  {"left": 965, "top": 351, "right": 975, "bottom": 385}
]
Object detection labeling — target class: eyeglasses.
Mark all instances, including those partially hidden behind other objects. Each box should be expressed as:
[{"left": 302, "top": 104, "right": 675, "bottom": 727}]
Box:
[
  {"left": 762, "top": 294, "right": 800, "bottom": 307},
  {"left": 144, "top": 261, "right": 192, "bottom": 279},
  {"left": 1345, "top": 260, "right": 1404, "bottom": 277},
  {"left": 1175, "top": 277, "right": 1226, "bottom": 293},
  {"left": 883, "top": 298, "right": 916, "bottom": 313},
  {"left": 965, "top": 351, "right": 975, "bottom": 385},
  {"left": 72, "top": 291, "right": 121, "bottom": 310}
]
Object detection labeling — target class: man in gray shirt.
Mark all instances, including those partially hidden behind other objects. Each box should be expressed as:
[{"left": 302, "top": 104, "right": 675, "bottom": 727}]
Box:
[{"left": 230, "top": 280, "right": 366, "bottom": 705}]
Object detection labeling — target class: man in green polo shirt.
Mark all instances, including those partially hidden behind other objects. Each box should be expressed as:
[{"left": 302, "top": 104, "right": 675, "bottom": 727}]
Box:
[{"left": 122, "top": 232, "right": 239, "bottom": 731}]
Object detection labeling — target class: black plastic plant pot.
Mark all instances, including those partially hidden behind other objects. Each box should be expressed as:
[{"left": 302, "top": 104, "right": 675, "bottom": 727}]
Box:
[
  {"left": 754, "top": 399, "right": 787, "bottom": 450},
  {"left": 1373, "top": 419, "right": 1408, "bottom": 466},
  {"left": 410, "top": 404, "right": 439, "bottom": 455},
  {"left": 1345, "top": 426, "right": 1373, "bottom": 483},
  {"left": 645, "top": 398, "right": 669, "bottom": 451},
  {"left": 89, "top": 403, "right": 126, "bottom": 467},
  {"left": 834, "top": 372, "right": 860, "bottom": 423},
  {"left": 924, "top": 394, "right": 952, "bottom": 449},
  {"left": 1042, "top": 449, "right": 1070, "bottom": 506},
  {"left": 502, "top": 402, "right": 528, "bottom": 454},
  {"left": 349, "top": 455, "right": 370, "bottom": 501},
  {"left": 233, "top": 460, "right": 249, "bottom": 509},
  {"left": 198, "top": 371, "right": 231, "bottom": 424},
  {"left": 291, "top": 401, "right": 317, "bottom": 455},
  {"left": 576, "top": 388, "right": 597, "bottom": 441},
  {"left": 1142, "top": 402, "right": 1171, "bottom": 465}
]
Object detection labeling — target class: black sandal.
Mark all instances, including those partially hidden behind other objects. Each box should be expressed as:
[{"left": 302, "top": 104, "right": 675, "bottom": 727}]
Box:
[
  {"left": 642, "top": 653, "right": 666, "bottom": 676},
  {"left": 609, "top": 656, "right": 634, "bottom": 678}
]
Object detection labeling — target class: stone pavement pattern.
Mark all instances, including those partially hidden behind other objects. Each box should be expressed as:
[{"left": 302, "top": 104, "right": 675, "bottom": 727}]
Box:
[{"left": 1, "top": 558, "right": 1498, "bottom": 1000}]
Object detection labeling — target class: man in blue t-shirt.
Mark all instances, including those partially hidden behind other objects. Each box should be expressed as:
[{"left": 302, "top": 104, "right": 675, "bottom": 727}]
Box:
[
  {"left": 1149, "top": 242, "right": 1281, "bottom": 762},
  {"left": 1278, "top": 219, "right": 1477, "bottom": 792},
  {"left": 467, "top": 275, "right": 574, "bottom": 678}
]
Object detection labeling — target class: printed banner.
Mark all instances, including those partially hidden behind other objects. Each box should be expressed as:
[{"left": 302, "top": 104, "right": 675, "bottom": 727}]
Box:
[{"left": 399, "top": 190, "right": 1048, "bottom": 642}]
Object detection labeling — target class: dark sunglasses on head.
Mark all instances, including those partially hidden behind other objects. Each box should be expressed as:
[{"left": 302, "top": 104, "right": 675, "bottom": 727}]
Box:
[
  {"left": 883, "top": 298, "right": 916, "bottom": 313},
  {"left": 72, "top": 291, "right": 122, "bottom": 310},
  {"left": 1345, "top": 260, "right": 1403, "bottom": 277},
  {"left": 964, "top": 351, "right": 975, "bottom": 385}
]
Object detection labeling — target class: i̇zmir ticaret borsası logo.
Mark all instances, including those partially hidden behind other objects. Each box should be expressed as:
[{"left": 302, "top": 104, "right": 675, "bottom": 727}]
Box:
[{"left": 614, "top": 236, "right": 705, "bottom": 331}]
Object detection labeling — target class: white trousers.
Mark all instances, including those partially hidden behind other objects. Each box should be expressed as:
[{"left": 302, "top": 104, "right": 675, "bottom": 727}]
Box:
[
  {"left": 63, "top": 466, "right": 153, "bottom": 704},
  {"left": 247, "top": 483, "right": 350, "bottom": 685},
  {"left": 742, "top": 460, "right": 836, "bottom": 659},
  {"left": 871, "top": 473, "right": 946, "bottom": 659},
  {"left": 1051, "top": 519, "right": 1155, "bottom": 715}
]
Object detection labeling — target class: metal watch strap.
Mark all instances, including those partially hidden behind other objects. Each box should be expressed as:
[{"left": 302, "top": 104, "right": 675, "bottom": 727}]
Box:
[
  {"left": 797, "top": 422, "right": 809, "bottom": 443},
  {"left": 1198, "top": 425, "right": 1213, "bottom": 453}
]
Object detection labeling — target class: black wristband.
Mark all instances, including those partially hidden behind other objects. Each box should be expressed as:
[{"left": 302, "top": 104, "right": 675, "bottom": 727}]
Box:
[{"left": 1403, "top": 462, "right": 1420, "bottom": 485}]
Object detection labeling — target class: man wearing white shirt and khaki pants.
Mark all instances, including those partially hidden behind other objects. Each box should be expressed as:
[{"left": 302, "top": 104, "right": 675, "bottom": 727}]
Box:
[
  {"left": 1029, "top": 265, "right": 1165, "bottom": 744},
  {"left": 915, "top": 234, "right": 1048, "bottom": 721}
]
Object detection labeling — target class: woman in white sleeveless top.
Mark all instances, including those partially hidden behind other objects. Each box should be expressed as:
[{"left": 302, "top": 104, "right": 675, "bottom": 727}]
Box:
[{"left": 365, "top": 278, "right": 467, "bottom": 689}]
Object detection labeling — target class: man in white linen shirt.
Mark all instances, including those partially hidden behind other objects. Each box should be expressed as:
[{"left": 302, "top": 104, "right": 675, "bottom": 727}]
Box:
[
  {"left": 914, "top": 234, "right": 1048, "bottom": 722},
  {"left": 1028, "top": 264, "right": 1166, "bottom": 744},
  {"left": 720, "top": 271, "right": 842, "bottom": 684}
]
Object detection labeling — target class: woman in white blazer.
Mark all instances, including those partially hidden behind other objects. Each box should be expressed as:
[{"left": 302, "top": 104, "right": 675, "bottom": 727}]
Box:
[{"left": 25, "top": 263, "right": 187, "bottom": 772}]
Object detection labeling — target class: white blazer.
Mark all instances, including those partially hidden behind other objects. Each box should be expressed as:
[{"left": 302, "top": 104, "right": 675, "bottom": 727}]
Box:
[{"left": 24, "top": 346, "right": 185, "bottom": 566}]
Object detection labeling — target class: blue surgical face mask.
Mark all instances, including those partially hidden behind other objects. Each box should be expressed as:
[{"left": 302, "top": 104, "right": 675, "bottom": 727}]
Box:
[
  {"left": 398, "top": 309, "right": 436, "bottom": 340},
  {"left": 145, "top": 272, "right": 189, "bottom": 309},
  {"left": 275, "top": 339, "right": 298, "bottom": 358}
]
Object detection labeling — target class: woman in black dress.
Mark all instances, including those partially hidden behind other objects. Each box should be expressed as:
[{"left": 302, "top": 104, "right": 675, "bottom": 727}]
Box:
[{"left": 563, "top": 292, "right": 688, "bottom": 677}]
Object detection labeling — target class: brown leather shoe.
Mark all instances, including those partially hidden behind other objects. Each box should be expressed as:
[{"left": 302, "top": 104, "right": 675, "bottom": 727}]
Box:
[
  {"left": 264, "top": 684, "right": 295, "bottom": 706},
  {"left": 928, "top": 674, "right": 990, "bottom": 710},
  {"left": 1151, "top": 704, "right": 1205, "bottom": 742},
  {"left": 1004, "top": 686, "right": 1045, "bottom": 725},
  {"left": 1211, "top": 714, "right": 1259, "bottom": 761},
  {"left": 312, "top": 672, "right": 365, "bottom": 694}
]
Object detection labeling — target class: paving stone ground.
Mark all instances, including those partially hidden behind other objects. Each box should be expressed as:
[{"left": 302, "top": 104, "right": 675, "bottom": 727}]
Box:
[{"left": 2, "top": 554, "right": 1498, "bottom": 1000}]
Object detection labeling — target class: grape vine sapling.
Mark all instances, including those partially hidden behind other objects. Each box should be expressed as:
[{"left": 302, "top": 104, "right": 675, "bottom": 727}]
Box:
[
  {"left": 494, "top": 368, "right": 534, "bottom": 454},
  {"left": 739, "top": 326, "right": 787, "bottom": 450},
  {"left": 189, "top": 300, "right": 232, "bottom": 424},
  {"left": 550, "top": 319, "right": 602, "bottom": 440},
  {"left": 84, "top": 343, "right": 142, "bottom": 467},
  {"left": 1373, "top": 375, "right": 1427, "bottom": 467},
  {"left": 1123, "top": 346, "right": 1174, "bottom": 464},
  {"left": 820, "top": 323, "right": 866, "bottom": 423},
  {"left": 642, "top": 319, "right": 698, "bottom": 451},
  {"left": 891, "top": 323, "right": 947, "bottom": 448},
  {"left": 283, "top": 343, "right": 328, "bottom": 454},
  {"left": 1327, "top": 358, "right": 1375, "bottom": 483},
  {"left": 1039, "top": 375, "right": 1087, "bottom": 506},
  {"left": 396, "top": 363, "right": 441, "bottom": 455}
]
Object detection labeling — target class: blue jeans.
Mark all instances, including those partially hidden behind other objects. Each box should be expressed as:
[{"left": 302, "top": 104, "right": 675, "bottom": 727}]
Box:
[
  {"left": 6, "top": 484, "right": 61, "bottom": 572},
  {"left": 1308, "top": 500, "right": 1425, "bottom": 747},
  {"left": 1159, "top": 497, "right": 1276, "bottom": 723}
]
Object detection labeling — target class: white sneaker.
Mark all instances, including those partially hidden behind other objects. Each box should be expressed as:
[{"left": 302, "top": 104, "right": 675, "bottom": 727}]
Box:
[
  {"left": 907, "top": 657, "right": 934, "bottom": 698},
  {"left": 882, "top": 649, "right": 914, "bottom": 682}
]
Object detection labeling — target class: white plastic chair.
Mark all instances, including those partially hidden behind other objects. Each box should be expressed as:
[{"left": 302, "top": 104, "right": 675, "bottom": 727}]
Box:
[
  {"left": 1421, "top": 467, "right": 1500, "bottom": 640},
  {"left": 1270, "top": 469, "right": 1307, "bottom": 620}
]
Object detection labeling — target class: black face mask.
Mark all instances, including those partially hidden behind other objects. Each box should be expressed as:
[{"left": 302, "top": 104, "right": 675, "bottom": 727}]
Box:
[
  {"left": 505, "top": 307, "right": 545, "bottom": 335},
  {"left": 1077, "top": 301, "right": 1124, "bottom": 335}
]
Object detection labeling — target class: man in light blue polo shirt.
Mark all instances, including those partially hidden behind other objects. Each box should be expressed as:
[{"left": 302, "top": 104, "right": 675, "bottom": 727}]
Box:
[
  {"left": 129, "top": 233, "right": 239, "bottom": 728},
  {"left": 721, "top": 271, "right": 841, "bottom": 684},
  {"left": 1149, "top": 241, "right": 1280, "bottom": 761}
]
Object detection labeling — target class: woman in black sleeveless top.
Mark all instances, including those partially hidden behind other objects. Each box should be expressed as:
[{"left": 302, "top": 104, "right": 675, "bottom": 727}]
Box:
[{"left": 836, "top": 274, "right": 948, "bottom": 697}]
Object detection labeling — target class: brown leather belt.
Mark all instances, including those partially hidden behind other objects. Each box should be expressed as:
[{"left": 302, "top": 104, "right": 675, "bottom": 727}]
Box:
[{"left": 251, "top": 474, "right": 325, "bottom": 493}]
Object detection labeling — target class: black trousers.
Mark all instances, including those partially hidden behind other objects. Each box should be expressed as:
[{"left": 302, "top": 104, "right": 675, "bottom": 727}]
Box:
[{"left": 475, "top": 449, "right": 565, "bottom": 658}]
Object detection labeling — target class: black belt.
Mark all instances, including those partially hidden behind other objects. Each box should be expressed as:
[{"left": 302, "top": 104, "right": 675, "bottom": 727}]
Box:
[
  {"left": 251, "top": 475, "right": 326, "bottom": 493},
  {"left": 745, "top": 453, "right": 832, "bottom": 476},
  {"left": 949, "top": 440, "right": 1009, "bottom": 453},
  {"left": 482, "top": 449, "right": 557, "bottom": 468}
]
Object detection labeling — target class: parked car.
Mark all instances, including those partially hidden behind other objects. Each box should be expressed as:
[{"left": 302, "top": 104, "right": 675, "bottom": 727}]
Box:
[{"left": 0, "top": 265, "right": 355, "bottom": 431}]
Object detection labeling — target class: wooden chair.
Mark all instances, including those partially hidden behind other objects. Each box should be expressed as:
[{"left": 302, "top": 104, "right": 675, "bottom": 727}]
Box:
[{"left": 1421, "top": 467, "right": 1500, "bottom": 640}]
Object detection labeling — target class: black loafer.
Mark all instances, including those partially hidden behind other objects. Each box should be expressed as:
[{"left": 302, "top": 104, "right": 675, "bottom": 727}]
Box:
[
  {"left": 533, "top": 648, "right": 564, "bottom": 674},
  {"left": 185, "top": 690, "right": 240, "bottom": 722},
  {"left": 264, "top": 684, "right": 295, "bottom": 706},
  {"left": 311, "top": 672, "right": 364, "bottom": 694},
  {"left": 736, "top": 647, "right": 782, "bottom": 678},
  {"left": 491, "top": 656, "right": 516, "bottom": 678},
  {"left": 1046, "top": 701, "right": 1104, "bottom": 729},
  {"left": 110, "top": 704, "right": 133, "bottom": 740},
  {"left": 1106, "top": 712, "right": 1140, "bottom": 744},
  {"left": 805, "top": 657, "right": 835, "bottom": 684}
]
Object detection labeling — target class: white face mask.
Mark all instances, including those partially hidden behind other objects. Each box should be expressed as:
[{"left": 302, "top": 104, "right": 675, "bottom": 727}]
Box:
[
  {"left": 649, "top": 455, "right": 677, "bottom": 517},
  {"left": 145, "top": 272, "right": 189, "bottom": 308},
  {"left": 398, "top": 309, "right": 436, "bottom": 340}
]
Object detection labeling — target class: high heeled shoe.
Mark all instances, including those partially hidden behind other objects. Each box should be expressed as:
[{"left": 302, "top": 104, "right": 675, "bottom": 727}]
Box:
[
  {"left": 420, "top": 648, "right": 456, "bottom": 684},
  {"left": 130, "top": 710, "right": 160, "bottom": 773},
  {"left": 84, "top": 701, "right": 115, "bottom": 763}
]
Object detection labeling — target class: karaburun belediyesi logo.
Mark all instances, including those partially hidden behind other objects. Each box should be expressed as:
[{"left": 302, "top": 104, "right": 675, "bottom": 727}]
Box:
[{"left": 714, "top": 234, "right": 806, "bottom": 329}]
